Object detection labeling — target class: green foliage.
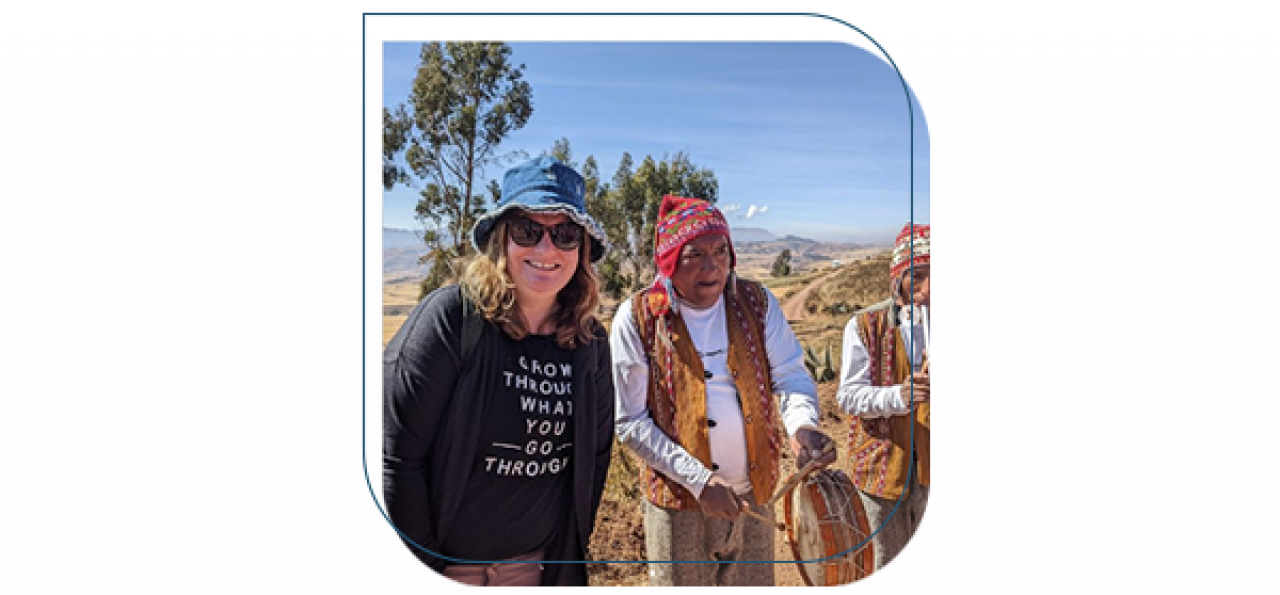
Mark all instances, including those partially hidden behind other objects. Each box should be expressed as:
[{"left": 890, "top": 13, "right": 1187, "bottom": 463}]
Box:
[
  {"left": 803, "top": 345, "right": 818, "bottom": 378},
  {"left": 597, "top": 151, "right": 718, "bottom": 294},
  {"left": 770, "top": 249, "right": 793, "bottom": 277},
  {"left": 823, "top": 341, "right": 836, "bottom": 381},
  {"left": 595, "top": 250, "right": 631, "bottom": 300},
  {"left": 804, "top": 342, "right": 837, "bottom": 384},
  {"left": 391, "top": 42, "right": 533, "bottom": 299},
  {"left": 417, "top": 244, "right": 463, "bottom": 298},
  {"left": 546, "top": 137, "right": 576, "bottom": 168},
  {"left": 820, "top": 301, "right": 853, "bottom": 316}
]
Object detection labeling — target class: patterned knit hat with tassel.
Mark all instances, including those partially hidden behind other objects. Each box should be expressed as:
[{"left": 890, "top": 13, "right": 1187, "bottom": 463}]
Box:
[
  {"left": 650, "top": 195, "right": 736, "bottom": 314},
  {"left": 654, "top": 195, "right": 735, "bottom": 279},
  {"left": 890, "top": 223, "right": 931, "bottom": 287}
]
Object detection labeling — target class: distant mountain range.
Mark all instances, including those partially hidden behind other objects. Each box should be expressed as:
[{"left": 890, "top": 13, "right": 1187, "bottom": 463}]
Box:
[
  {"left": 730, "top": 226, "right": 896, "bottom": 246},
  {"left": 383, "top": 226, "right": 886, "bottom": 247},
  {"left": 730, "top": 226, "right": 777, "bottom": 242},
  {"left": 381, "top": 226, "right": 886, "bottom": 276},
  {"left": 383, "top": 227, "right": 421, "bottom": 249}
]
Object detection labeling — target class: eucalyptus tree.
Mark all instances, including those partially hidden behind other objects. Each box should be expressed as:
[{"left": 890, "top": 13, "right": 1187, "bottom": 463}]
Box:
[{"left": 391, "top": 42, "right": 533, "bottom": 297}]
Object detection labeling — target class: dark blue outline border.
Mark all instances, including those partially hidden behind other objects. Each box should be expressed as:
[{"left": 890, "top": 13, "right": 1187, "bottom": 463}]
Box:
[{"left": 363, "top": 11, "right": 924, "bottom": 573}]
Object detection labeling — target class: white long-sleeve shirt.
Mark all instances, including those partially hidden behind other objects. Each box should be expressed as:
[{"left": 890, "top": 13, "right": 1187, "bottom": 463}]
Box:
[
  {"left": 836, "top": 303, "right": 926, "bottom": 418},
  {"left": 610, "top": 288, "right": 820, "bottom": 498}
]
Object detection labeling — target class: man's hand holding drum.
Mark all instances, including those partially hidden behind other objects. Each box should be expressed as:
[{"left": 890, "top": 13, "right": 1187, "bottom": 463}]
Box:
[{"left": 791, "top": 426, "right": 837, "bottom": 470}]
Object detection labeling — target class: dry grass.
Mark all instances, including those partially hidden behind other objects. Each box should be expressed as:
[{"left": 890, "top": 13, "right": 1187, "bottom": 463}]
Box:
[
  {"left": 382, "top": 275, "right": 422, "bottom": 347},
  {"left": 382, "top": 315, "right": 408, "bottom": 348},
  {"left": 586, "top": 444, "right": 650, "bottom": 585},
  {"left": 383, "top": 275, "right": 421, "bottom": 305}
]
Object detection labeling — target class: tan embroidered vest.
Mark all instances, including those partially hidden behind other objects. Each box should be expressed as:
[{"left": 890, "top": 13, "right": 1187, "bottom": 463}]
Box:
[
  {"left": 632, "top": 277, "right": 782, "bottom": 510},
  {"left": 848, "top": 301, "right": 931, "bottom": 499}
]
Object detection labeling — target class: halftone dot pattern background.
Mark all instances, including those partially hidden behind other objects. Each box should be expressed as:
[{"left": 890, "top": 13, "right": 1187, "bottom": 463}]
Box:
[{"left": 1, "top": 4, "right": 1278, "bottom": 594}]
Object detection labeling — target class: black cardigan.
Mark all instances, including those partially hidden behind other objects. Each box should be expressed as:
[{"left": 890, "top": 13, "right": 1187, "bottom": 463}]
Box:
[{"left": 382, "top": 285, "right": 615, "bottom": 585}]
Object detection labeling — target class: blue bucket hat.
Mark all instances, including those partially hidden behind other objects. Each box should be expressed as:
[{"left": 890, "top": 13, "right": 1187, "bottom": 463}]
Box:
[{"left": 470, "top": 156, "right": 609, "bottom": 262}]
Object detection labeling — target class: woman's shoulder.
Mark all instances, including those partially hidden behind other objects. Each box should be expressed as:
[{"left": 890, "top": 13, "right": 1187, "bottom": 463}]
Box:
[
  {"left": 397, "top": 284, "right": 467, "bottom": 343},
  {"left": 419, "top": 283, "right": 483, "bottom": 323},
  {"left": 420, "top": 283, "right": 465, "bottom": 311}
]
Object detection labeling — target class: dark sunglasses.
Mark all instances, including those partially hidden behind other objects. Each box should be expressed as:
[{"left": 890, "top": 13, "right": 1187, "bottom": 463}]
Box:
[{"left": 507, "top": 216, "right": 584, "bottom": 251}]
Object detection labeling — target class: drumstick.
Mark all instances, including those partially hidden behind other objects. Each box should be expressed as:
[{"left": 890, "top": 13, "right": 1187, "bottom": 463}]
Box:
[
  {"left": 765, "top": 443, "right": 836, "bottom": 509},
  {"left": 741, "top": 444, "right": 837, "bottom": 532},
  {"left": 740, "top": 507, "right": 785, "bottom": 531}
]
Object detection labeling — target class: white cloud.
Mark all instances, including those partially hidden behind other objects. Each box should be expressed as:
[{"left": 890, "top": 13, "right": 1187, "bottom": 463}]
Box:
[
  {"left": 720, "top": 203, "right": 742, "bottom": 215},
  {"left": 744, "top": 204, "right": 770, "bottom": 219}
]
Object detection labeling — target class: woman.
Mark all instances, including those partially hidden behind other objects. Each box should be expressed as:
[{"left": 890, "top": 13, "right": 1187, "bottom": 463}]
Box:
[{"left": 382, "top": 156, "right": 614, "bottom": 586}]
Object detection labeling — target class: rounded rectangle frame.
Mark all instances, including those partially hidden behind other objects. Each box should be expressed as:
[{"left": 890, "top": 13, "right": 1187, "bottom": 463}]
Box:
[{"left": 360, "top": 10, "right": 931, "bottom": 575}]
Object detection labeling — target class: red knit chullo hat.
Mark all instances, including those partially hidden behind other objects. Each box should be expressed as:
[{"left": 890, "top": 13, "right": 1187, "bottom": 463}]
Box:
[
  {"left": 890, "top": 223, "right": 931, "bottom": 283},
  {"left": 653, "top": 195, "right": 735, "bottom": 280}
]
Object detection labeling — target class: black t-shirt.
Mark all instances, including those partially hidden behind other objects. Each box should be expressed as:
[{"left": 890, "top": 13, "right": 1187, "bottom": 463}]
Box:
[{"left": 442, "top": 333, "right": 576, "bottom": 561}]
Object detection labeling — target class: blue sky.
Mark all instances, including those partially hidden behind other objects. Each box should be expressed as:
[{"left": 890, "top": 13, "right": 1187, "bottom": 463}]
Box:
[{"left": 382, "top": 42, "right": 929, "bottom": 244}]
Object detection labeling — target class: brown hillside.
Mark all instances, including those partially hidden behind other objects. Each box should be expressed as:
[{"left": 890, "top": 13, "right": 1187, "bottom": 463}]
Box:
[{"left": 805, "top": 252, "right": 893, "bottom": 321}]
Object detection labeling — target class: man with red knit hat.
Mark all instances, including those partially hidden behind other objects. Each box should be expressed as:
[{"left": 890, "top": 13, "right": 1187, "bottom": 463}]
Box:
[
  {"left": 836, "top": 222, "right": 931, "bottom": 572},
  {"left": 610, "top": 195, "right": 836, "bottom": 586}
]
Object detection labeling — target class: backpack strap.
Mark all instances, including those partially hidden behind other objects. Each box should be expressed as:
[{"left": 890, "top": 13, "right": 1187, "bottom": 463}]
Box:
[{"left": 459, "top": 292, "right": 483, "bottom": 364}]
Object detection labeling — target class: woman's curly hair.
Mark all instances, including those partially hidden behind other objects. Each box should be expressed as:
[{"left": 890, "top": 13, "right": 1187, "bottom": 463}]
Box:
[{"left": 460, "top": 213, "right": 602, "bottom": 349}]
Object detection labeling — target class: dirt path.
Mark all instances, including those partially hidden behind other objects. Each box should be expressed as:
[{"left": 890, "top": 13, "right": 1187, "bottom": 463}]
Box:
[{"left": 781, "top": 269, "right": 840, "bottom": 321}]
